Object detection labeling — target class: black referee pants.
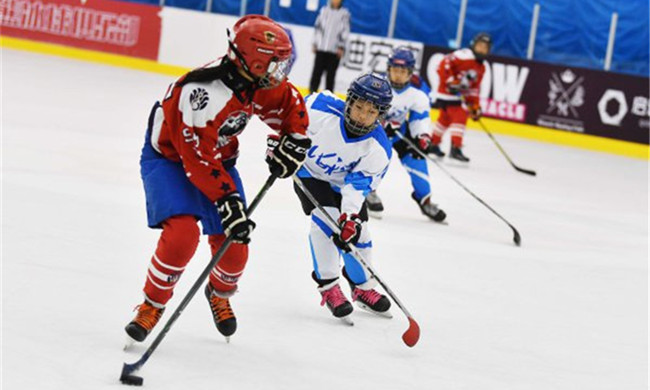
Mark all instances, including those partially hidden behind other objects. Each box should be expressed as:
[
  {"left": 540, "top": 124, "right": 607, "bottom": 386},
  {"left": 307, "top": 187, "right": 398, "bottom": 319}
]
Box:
[{"left": 309, "top": 51, "right": 341, "bottom": 93}]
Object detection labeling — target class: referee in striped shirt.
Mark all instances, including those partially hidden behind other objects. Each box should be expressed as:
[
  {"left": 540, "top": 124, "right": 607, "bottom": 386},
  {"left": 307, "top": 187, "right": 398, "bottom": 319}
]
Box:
[{"left": 309, "top": 0, "right": 350, "bottom": 93}]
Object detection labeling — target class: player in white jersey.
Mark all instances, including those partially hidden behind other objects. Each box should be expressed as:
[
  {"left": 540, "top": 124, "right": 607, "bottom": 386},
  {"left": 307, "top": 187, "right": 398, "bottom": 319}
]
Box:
[
  {"left": 283, "top": 73, "right": 394, "bottom": 321},
  {"left": 366, "top": 47, "right": 447, "bottom": 222}
]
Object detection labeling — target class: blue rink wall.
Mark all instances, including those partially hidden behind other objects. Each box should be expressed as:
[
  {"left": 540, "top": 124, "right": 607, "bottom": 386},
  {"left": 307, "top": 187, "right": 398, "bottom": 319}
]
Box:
[{"left": 123, "top": 0, "right": 649, "bottom": 77}]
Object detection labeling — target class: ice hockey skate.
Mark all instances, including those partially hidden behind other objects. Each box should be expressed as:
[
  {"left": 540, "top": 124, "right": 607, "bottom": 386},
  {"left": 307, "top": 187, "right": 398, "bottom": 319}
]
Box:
[
  {"left": 317, "top": 278, "right": 354, "bottom": 325},
  {"left": 204, "top": 283, "right": 237, "bottom": 342},
  {"left": 449, "top": 146, "right": 470, "bottom": 162},
  {"left": 412, "top": 193, "right": 447, "bottom": 222},
  {"left": 366, "top": 190, "right": 384, "bottom": 219},
  {"left": 428, "top": 144, "right": 446, "bottom": 158},
  {"left": 124, "top": 300, "right": 165, "bottom": 349},
  {"left": 352, "top": 287, "right": 393, "bottom": 318}
]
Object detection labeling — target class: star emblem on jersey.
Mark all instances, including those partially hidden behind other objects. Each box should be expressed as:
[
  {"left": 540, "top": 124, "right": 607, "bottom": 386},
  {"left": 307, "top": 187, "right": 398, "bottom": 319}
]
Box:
[
  {"left": 189, "top": 88, "right": 209, "bottom": 111},
  {"left": 210, "top": 169, "right": 221, "bottom": 178},
  {"left": 220, "top": 182, "right": 232, "bottom": 193}
]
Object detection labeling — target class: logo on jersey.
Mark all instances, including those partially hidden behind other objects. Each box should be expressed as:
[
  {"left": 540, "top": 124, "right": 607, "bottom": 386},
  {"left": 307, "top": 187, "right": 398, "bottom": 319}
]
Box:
[
  {"left": 190, "top": 88, "right": 209, "bottom": 111},
  {"left": 308, "top": 145, "right": 360, "bottom": 175}
]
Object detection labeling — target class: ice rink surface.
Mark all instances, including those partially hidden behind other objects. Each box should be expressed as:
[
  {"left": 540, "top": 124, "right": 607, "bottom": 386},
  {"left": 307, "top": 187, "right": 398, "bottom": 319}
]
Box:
[{"left": 2, "top": 48, "right": 648, "bottom": 389}]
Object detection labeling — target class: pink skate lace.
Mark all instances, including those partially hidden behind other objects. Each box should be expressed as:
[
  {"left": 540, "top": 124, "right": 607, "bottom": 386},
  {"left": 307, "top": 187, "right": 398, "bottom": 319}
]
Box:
[
  {"left": 320, "top": 285, "right": 348, "bottom": 307},
  {"left": 352, "top": 288, "right": 381, "bottom": 305}
]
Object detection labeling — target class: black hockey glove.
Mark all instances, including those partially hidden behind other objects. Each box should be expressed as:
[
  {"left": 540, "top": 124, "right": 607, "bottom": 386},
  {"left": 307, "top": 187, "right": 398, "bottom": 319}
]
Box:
[
  {"left": 332, "top": 213, "right": 363, "bottom": 252},
  {"left": 216, "top": 192, "right": 256, "bottom": 244},
  {"left": 382, "top": 118, "right": 401, "bottom": 138},
  {"left": 266, "top": 133, "right": 312, "bottom": 178}
]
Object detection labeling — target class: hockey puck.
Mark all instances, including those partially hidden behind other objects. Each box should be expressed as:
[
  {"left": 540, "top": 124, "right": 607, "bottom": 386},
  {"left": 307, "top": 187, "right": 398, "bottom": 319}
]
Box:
[{"left": 120, "top": 375, "right": 143, "bottom": 386}]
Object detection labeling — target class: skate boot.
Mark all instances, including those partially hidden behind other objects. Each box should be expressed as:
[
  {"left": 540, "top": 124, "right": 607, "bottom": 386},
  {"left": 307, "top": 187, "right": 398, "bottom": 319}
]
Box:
[
  {"left": 342, "top": 268, "right": 392, "bottom": 318},
  {"left": 352, "top": 287, "right": 392, "bottom": 318},
  {"left": 314, "top": 273, "right": 354, "bottom": 324},
  {"left": 125, "top": 299, "right": 165, "bottom": 344},
  {"left": 366, "top": 190, "right": 384, "bottom": 219},
  {"left": 204, "top": 283, "right": 237, "bottom": 340},
  {"left": 412, "top": 193, "right": 446, "bottom": 222},
  {"left": 449, "top": 146, "right": 470, "bottom": 162},
  {"left": 428, "top": 144, "right": 446, "bottom": 158}
]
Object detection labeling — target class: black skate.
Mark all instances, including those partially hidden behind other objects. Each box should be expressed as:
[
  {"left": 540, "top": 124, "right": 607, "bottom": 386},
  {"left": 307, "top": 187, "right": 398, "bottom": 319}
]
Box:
[
  {"left": 314, "top": 273, "right": 354, "bottom": 325},
  {"left": 449, "top": 146, "right": 470, "bottom": 162},
  {"left": 124, "top": 299, "right": 165, "bottom": 349},
  {"left": 342, "top": 268, "right": 392, "bottom": 318},
  {"left": 205, "top": 283, "right": 237, "bottom": 341},
  {"left": 428, "top": 144, "right": 446, "bottom": 158},
  {"left": 366, "top": 190, "right": 384, "bottom": 219},
  {"left": 412, "top": 193, "right": 447, "bottom": 222},
  {"left": 352, "top": 287, "right": 393, "bottom": 318}
]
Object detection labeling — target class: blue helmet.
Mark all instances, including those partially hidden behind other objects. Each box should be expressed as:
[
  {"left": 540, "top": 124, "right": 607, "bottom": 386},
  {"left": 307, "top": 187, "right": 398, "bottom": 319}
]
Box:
[
  {"left": 388, "top": 46, "right": 416, "bottom": 70},
  {"left": 387, "top": 47, "right": 416, "bottom": 89},
  {"left": 345, "top": 73, "right": 393, "bottom": 136}
]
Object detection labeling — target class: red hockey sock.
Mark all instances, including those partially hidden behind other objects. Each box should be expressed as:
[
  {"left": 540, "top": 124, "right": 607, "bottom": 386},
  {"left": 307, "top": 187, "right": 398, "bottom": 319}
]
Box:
[
  {"left": 143, "top": 215, "right": 200, "bottom": 306},
  {"left": 451, "top": 135, "right": 464, "bottom": 148},
  {"left": 207, "top": 234, "right": 248, "bottom": 295}
]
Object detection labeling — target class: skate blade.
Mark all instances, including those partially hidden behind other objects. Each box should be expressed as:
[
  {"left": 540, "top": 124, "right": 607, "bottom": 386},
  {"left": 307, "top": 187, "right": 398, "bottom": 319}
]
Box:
[
  {"left": 355, "top": 302, "right": 393, "bottom": 319},
  {"left": 368, "top": 210, "right": 383, "bottom": 220},
  {"left": 445, "top": 159, "right": 470, "bottom": 168},
  {"left": 225, "top": 336, "right": 231, "bottom": 344},
  {"left": 338, "top": 315, "right": 354, "bottom": 326},
  {"left": 123, "top": 335, "right": 138, "bottom": 351}
]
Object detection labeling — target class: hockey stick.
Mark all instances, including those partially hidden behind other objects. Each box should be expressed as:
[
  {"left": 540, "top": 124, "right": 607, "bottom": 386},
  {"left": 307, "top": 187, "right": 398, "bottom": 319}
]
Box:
[
  {"left": 477, "top": 119, "right": 537, "bottom": 176},
  {"left": 293, "top": 176, "right": 421, "bottom": 348},
  {"left": 120, "top": 174, "right": 278, "bottom": 386},
  {"left": 395, "top": 131, "right": 521, "bottom": 246}
]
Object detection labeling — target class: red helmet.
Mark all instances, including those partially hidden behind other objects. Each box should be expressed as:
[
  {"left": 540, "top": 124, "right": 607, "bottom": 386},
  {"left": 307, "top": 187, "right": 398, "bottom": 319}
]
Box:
[{"left": 227, "top": 15, "right": 293, "bottom": 88}]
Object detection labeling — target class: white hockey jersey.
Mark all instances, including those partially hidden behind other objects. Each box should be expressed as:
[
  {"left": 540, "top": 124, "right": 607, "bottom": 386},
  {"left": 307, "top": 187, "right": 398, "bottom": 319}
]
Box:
[
  {"left": 297, "top": 91, "right": 392, "bottom": 215},
  {"left": 384, "top": 84, "right": 431, "bottom": 138}
]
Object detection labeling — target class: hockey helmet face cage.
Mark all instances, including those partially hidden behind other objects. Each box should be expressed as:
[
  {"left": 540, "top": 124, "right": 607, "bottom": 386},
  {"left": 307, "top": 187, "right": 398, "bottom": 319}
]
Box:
[
  {"left": 344, "top": 73, "right": 393, "bottom": 136},
  {"left": 470, "top": 32, "right": 492, "bottom": 61},
  {"left": 227, "top": 15, "right": 293, "bottom": 89},
  {"left": 387, "top": 47, "right": 416, "bottom": 90}
]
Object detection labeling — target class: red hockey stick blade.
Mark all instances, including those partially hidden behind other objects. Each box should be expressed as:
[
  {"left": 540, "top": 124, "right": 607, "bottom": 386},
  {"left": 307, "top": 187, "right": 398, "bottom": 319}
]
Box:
[{"left": 402, "top": 317, "right": 420, "bottom": 347}]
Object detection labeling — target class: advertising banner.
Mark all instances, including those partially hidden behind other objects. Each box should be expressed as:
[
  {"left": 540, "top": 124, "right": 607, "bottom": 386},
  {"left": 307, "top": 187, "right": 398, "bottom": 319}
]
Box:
[
  {"left": 421, "top": 45, "right": 649, "bottom": 145},
  {"left": 336, "top": 34, "right": 422, "bottom": 94},
  {"left": 0, "top": 0, "right": 162, "bottom": 60}
]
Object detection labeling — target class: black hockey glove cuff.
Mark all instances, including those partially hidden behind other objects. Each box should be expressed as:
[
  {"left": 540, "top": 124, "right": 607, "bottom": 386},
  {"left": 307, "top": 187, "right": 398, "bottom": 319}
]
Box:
[
  {"left": 266, "top": 133, "right": 312, "bottom": 178},
  {"left": 216, "top": 192, "right": 256, "bottom": 244}
]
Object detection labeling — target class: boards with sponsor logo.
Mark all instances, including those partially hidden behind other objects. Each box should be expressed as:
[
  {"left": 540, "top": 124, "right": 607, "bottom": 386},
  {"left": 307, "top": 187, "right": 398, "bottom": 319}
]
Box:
[{"left": 421, "top": 45, "right": 649, "bottom": 145}]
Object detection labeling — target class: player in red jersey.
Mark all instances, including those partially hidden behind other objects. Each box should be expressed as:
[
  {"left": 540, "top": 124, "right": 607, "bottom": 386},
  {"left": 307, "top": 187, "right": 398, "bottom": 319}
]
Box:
[
  {"left": 124, "top": 15, "right": 311, "bottom": 345},
  {"left": 430, "top": 32, "right": 491, "bottom": 162}
]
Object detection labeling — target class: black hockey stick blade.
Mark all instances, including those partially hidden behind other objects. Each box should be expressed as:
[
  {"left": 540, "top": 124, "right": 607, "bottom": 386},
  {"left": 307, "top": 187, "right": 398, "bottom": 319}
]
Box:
[
  {"left": 477, "top": 120, "right": 537, "bottom": 176},
  {"left": 120, "top": 361, "right": 144, "bottom": 386},
  {"left": 402, "top": 317, "right": 421, "bottom": 347},
  {"left": 514, "top": 165, "right": 537, "bottom": 176},
  {"left": 512, "top": 226, "right": 522, "bottom": 246}
]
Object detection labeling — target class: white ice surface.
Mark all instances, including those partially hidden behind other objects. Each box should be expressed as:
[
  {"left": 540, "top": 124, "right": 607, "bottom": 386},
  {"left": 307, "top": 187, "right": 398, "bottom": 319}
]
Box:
[{"left": 2, "top": 48, "right": 648, "bottom": 389}]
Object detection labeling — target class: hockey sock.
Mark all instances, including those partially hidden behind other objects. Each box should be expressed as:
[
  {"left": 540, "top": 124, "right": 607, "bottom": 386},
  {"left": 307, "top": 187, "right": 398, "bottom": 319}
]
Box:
[
  {"left": 207, "top": 234, "right": 248, "bottom": 294},
  {"left": 143, "top": 215, "right": 200, "bottom": 305}
]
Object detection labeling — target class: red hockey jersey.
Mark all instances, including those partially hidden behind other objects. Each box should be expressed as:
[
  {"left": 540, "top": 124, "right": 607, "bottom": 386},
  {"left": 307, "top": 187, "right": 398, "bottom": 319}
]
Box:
[
  {"left": 436, "top": 48, "right": 485, "bottom": 108},
  {"left": 149, "top": 65, "right": 308, "bottom": 203}
]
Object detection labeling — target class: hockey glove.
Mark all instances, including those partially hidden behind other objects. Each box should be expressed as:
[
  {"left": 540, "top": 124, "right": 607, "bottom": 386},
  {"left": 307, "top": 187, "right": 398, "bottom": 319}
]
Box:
[
  {"left": 382, "top": 118, "right": 401, "bottom": 138},
  {"left": 332, "top": 213, "right": 363, "bottom": 252},
  {"left": 469, "top": 105, "right": 482, "bottom": 121},
  {"left": 416, "top": 134, "right": 433, "bottom": 153},
  {"left": 216, "top": 192, "right": 256, "bottom": 244},
  {"left": 266, "top": 133, "right": 312, "bottom": 178}
]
